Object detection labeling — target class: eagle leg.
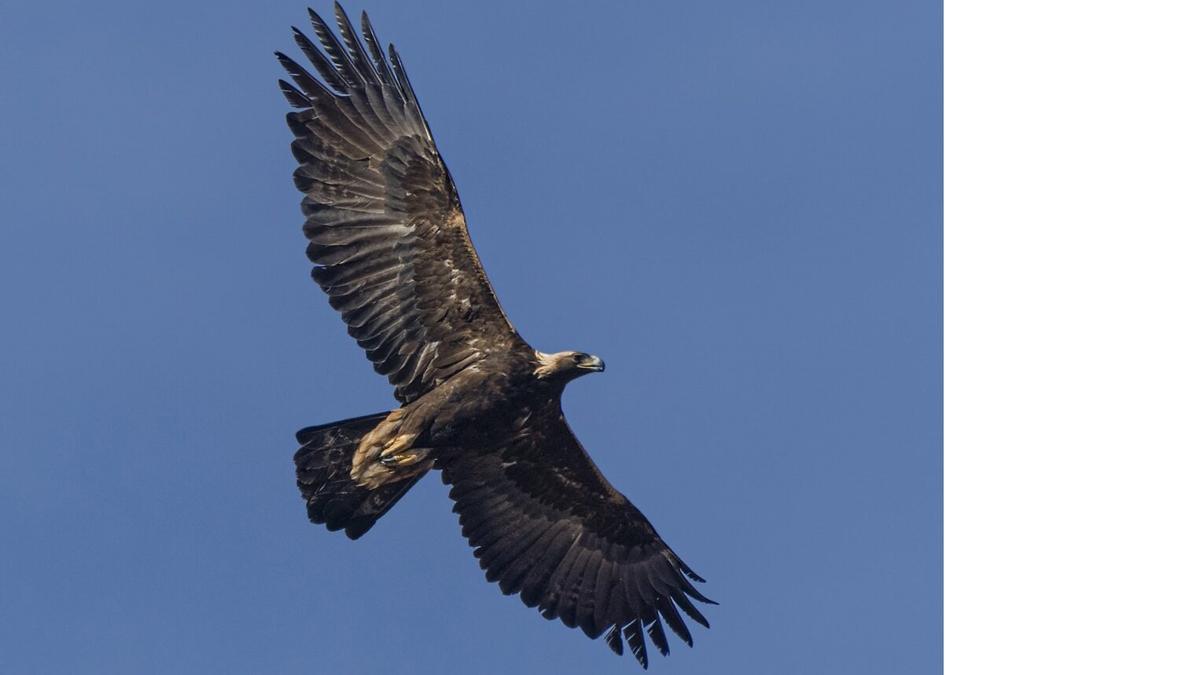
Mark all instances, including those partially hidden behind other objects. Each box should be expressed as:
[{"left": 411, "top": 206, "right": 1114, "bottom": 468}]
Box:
[{"left": 380, "top": 446, "right": 432, "bottom": 472}]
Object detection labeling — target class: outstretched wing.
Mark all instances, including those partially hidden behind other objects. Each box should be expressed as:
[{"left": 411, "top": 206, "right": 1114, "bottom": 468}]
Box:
[
  {"left": 438, "top": 404, "right": 716, "bottom": 668},
  {"left": 278, "top": 5, "right": 526, "bottom": 403}
]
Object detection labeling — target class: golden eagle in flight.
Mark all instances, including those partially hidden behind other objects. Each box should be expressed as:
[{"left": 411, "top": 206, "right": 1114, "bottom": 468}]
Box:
[{"left": 278, "top": 5, "right": 714, "bottom": 667}]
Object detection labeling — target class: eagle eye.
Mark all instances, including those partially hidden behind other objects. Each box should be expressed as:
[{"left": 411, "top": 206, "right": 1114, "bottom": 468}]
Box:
[{"left": 572, "top": 353, "right": 586, "bottom": 363}]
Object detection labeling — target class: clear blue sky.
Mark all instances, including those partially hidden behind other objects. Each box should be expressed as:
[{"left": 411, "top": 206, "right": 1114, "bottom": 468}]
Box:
[{"left": 0, "top": 1, "right": 940, "bottom": 672}]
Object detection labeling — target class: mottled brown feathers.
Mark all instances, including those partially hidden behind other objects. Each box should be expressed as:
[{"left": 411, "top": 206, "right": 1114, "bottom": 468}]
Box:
[
  {"left": 294, "top": 411, "right": 431, "bottom": 540},
  {"left": 437, "top": 402, "right": 714, "bottom": 667},
  {"left": 278, "top": 4, "right": 525, "bottom": 405}
]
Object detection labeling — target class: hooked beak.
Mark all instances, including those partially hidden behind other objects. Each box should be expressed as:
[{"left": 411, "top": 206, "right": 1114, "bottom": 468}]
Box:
[{"left": 579, "top": 355, "right": 605, "bottom": 372}]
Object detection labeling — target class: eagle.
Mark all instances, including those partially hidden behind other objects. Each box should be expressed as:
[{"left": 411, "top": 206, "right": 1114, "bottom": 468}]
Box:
[{"left": 278, "top": 5, "right": 714, "bottom": 667}]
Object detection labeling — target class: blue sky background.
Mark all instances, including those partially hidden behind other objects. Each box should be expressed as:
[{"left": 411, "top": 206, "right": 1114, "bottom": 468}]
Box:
[{"left": 0, "top": 1, "right": 940, "bottom": 672}]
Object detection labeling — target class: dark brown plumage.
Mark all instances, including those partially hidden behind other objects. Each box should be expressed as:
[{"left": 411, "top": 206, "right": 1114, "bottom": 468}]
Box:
[{"left": 280, "top": 4, "right": 714, "bottom": 667}]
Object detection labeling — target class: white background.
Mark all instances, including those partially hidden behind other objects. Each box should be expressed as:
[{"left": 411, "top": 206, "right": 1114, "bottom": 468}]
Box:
[{"left": 947, "top": 1, "right": 1200, "bottom": 671}]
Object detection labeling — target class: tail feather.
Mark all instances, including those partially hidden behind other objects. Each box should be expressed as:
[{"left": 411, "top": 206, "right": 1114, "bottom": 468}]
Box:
[{"left": 295, "top": 411, "right": 429, "bottom": 539}]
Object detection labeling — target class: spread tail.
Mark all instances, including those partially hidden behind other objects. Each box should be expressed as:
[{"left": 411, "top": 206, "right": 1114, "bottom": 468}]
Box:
[{"left": 294, "top": 411, "right": 431, "bottom": 540}]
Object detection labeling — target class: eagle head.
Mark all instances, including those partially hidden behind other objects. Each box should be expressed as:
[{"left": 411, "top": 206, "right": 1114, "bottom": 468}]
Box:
[{"left": 533, "top": 350, "right": 605, "bottom": 380}]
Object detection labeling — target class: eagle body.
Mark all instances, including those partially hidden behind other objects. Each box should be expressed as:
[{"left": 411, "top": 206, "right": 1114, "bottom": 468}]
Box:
[{"left": 281, "top": 5, "right": 713, "bottom": 667}]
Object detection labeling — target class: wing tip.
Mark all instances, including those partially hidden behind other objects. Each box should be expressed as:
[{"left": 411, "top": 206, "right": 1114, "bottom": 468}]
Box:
[
  {"left": 604, "top": 625, "right": 624, "bottom": 656},
  {"left": 278, "top": 79, "right": 312, "bottom": 108},
  {"left": 623, "top": 621, "right": 649, "bottom": 668}
]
